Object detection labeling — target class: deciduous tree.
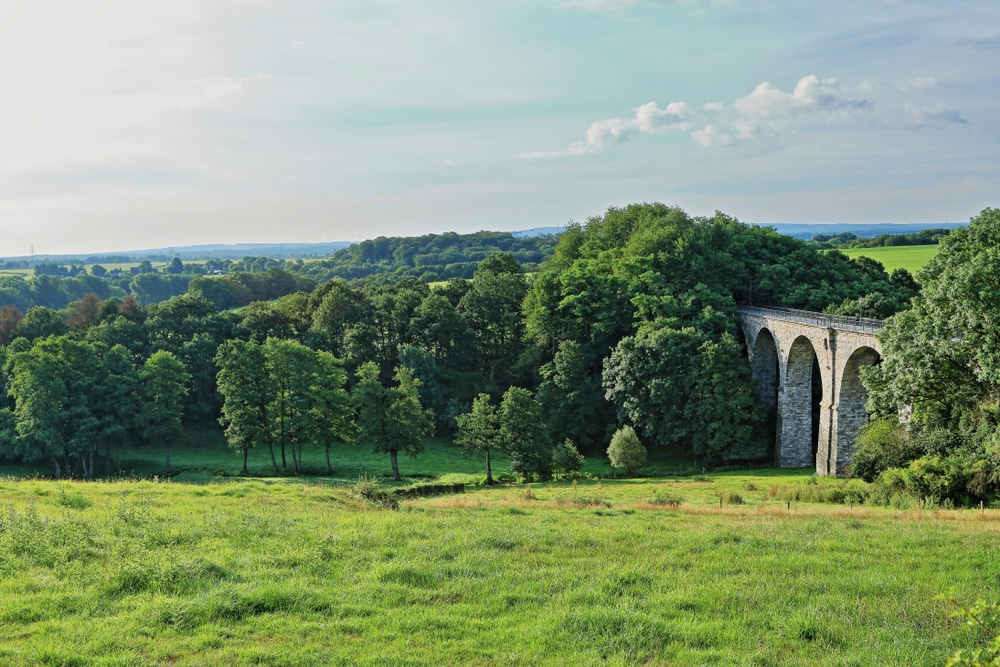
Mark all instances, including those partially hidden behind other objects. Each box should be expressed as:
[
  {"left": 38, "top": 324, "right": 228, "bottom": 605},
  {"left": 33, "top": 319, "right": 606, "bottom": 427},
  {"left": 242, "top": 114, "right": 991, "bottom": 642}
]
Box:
[
  {"left": 138, "top": 350, "right": 190, "bottom": 474},
  {"left": 352, "top": 361, "right": 434, "bottom": 481}
]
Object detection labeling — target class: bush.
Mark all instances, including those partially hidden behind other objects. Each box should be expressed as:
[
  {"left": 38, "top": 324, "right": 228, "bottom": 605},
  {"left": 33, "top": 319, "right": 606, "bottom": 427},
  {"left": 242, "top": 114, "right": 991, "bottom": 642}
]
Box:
[
  {"left": 351, "top": 476, "right": 399, "bottom": 510},
  {"left": 717, "top": 490, "right": 743, "bottom": 505},
  {"left": 648, "top": 490, "right": 683, "bottom": 508},
  {"left": 607, "top": 426, "right": 646, "bottom": 476},
  {"left": 851, "top": 418, "right": 919, "bottom": 482},
  {"left": 552, "top": 439, "right": 585, "bottom": 476},
  {"left": 391, "top": 483, "right": 465, "bottom": 499}
]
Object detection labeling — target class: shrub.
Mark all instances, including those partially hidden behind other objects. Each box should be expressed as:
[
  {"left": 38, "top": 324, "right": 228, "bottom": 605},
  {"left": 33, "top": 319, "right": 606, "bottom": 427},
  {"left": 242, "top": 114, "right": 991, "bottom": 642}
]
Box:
[
  {"left": 648, "top": 490, "right": 683, "bottom": 508},
  {"left": 717, "top": 490, "right": 743, "bottom": 505},
  {"left": 607, "top": 426, "right": 646, "bottom": 476},
  {"left": 851, "top": 418, "right": 918, "bottom": 482},
  {"left": 552, "top": 439, "right": 585, "bottom": 476},
  {"left": 351, "top": 476, "right": 399, "bottom": 510}
]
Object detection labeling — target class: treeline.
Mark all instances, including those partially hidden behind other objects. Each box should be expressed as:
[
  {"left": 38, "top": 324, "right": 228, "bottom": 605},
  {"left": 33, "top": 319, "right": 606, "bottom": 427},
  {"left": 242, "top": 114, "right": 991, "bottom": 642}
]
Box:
[
  {"left": 291, "top": 231, "right": 557, "bottom": 284},
  {"left": 809, "top": 227, "right": 954, "bottom": 250},
  {"left": 0, "top": 268, "right": 316, "bottom": 332},
  {"left": 854, "top": 208, "right": 1000, "bottom": 506},
  {"left": 0, "top": 203, "right": 922, "bottom": 480}
]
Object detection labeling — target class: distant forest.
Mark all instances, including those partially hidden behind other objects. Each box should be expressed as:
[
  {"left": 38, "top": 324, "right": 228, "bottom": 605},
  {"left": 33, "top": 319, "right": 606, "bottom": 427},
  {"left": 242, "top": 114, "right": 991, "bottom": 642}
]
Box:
[
  {"left": 0, "top": 231, "right": 557, "bottom": 314},
  {"left": 807, "top": 227, "right": 954, "bottom": 250}
]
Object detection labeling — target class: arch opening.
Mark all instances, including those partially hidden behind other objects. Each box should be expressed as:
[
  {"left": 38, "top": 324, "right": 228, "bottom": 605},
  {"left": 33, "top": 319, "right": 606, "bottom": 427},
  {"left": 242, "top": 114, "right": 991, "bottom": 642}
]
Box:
[
  {"left": 836, "top": 346, "right": 881, "bottom": 474},
  {"left": 782, "top": 336, "right": 822, "bottom": 468},
  {"left": 752, "top": 328, "right": 779, "bottom": 454}
]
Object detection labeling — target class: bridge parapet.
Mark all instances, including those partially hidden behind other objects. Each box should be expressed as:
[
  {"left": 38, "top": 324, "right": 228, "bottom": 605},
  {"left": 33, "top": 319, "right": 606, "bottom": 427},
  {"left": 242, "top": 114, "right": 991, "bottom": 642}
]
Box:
[{"left": 736, "top": 305, "right": 884, "bottom": 334}]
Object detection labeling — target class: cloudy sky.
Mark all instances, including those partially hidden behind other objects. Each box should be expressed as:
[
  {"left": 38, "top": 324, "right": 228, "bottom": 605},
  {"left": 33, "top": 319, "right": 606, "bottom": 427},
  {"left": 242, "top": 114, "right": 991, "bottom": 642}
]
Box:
[{"left": 1, "top": 0, "right": 997, "bottom": 255}]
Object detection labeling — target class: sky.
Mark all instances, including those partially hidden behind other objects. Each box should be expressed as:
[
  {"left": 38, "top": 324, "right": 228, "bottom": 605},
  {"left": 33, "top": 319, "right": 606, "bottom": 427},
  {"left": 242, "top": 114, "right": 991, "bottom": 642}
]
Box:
[{"left": 0, "top": 0, "right": 998, "bottom": 256}]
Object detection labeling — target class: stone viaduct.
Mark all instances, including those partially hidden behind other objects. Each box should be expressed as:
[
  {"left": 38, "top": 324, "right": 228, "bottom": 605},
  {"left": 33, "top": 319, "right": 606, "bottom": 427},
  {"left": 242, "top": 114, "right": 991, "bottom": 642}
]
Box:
[{"left": 735, "top": 305, "right": 883, "bottom": 477}]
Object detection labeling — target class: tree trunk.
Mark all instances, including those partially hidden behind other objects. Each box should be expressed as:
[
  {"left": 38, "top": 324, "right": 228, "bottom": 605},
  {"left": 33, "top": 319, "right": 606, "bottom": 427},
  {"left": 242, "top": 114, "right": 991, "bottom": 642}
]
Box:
[
  {"left": 104, "top": 441, "right": 112, "bottom": 475},
  {"left": 280, "top": 439, "right": 287, "bottom": 471},
  {"left": 115, "top": 445, "right": 121, "bottom": 473},
  {"left": 485, "top": 447, "right": 493, "bottom": 486},
  {"left": 267, "top": 442, "right": 278, "bottom": 474},
  {"left": 165, "top": 445, "right": 171, "bottom": 476},
  {"left": 389, "top": 449, "right": 401, "bottom": 481},
  {"left": 325, "top": 446, "right": 333, "bottom": 476},
  {"left": 51, "top": 458, "right": 61, "bottom": 480},
  {"left": 242, "top": 448, "right": 249, "bottom": 475}
]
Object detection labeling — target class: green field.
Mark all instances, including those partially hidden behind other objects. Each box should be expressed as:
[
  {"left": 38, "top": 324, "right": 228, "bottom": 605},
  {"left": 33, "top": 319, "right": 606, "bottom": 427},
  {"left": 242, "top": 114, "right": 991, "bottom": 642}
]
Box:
[
  {"left": 840, "top": 244, "right": 939, "bottom": 274},
  {"left": 0, "top": 435, "right": 997, "bottom": 666}
]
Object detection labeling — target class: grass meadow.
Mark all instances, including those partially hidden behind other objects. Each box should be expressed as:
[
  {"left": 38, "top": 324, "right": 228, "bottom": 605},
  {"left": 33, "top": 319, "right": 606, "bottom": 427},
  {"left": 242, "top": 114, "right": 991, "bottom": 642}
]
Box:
[
  {"left": 1, "top": 439, "right": 998, "bottom": 666},
  {"left": 839, "top": 245, "right": 939, "bottom": 275}
]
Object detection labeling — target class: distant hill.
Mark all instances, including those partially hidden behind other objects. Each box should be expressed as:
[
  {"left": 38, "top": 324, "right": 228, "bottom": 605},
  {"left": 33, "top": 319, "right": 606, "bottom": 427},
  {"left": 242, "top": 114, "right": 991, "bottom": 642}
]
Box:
[
  {"left": 0, "top": 222, "right": 968, "bottom": 265},
  {"left": 511, "top": 226, "right": 566, "bottom": 238},
  {"left": 763, "top": 222, "right": 966, "bottom": 240},
  {"left": 1, "top": 242, "right": 355, "bottom": 264}
]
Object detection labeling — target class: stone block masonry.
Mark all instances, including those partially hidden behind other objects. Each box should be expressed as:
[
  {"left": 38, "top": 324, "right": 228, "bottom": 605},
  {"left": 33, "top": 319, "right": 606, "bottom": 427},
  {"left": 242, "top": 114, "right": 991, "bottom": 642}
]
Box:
[{"left": 736, "top": 306, "right": 883, "bottom": 477}]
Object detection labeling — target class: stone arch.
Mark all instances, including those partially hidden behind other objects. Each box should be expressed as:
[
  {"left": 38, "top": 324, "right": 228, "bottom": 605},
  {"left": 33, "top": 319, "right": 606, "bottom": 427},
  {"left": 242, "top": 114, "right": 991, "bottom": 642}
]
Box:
[
  {"left": 751, "top": 328, "right": 779, "bottom": 407},
  {"left": 780, "top": 335, "right": 823, "bottom": 468},
  {"left": 751, "top": 328, "right": 780, "bottom": 454},
  {"left": 834, "top": 345, "right": 881, "bottom": 475}
]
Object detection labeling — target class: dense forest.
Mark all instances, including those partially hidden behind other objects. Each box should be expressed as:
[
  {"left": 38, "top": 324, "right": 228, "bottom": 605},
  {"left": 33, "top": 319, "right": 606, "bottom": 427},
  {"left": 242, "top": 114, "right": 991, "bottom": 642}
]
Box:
[{"left": 1, "top": 203, "right": 933, "bottom": 486}]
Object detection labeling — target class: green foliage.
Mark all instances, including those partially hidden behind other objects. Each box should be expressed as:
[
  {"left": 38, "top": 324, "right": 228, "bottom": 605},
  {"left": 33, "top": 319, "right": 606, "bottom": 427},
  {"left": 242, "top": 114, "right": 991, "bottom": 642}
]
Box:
[
  {"left": 851, "top": 418, "right": 919, "bottom": 482},
  {"left": 352, "top": 362, "right": 435, "bottom": 481},
  {"left": 499, "top": 387, "right": 551, "bottom": 481},
  {"left": 552, "top": 439, "right": 585, "bottom": 476},
  {"left": 138, "top": 350, "right": 190, "bottom": 473},
  {"left": 866, "top": 208, "right": 1000, "bottom": 425},
  {"left": 291, "top": 230, "right": 556, "bottom": 284},
  {"left": 607, "top": 425, "right": 646, "bottom": 475},
  {"left": 603, "top": 316, "right": 764, "bottom": 464},
  {"left": 215, "top": 340, "right": 275, "bottom": 474},
  {"left": 351, "top": 475, "right": 400, "bottom": 510},
  {"left": 455, "top": 393, "right": 503, "bottom": 484},
  {"left": 648, "top": 489, "right": 683, "bottom": 507},
  {"left": 940, "top": 597, "right": 1000, "bottom": 667}
]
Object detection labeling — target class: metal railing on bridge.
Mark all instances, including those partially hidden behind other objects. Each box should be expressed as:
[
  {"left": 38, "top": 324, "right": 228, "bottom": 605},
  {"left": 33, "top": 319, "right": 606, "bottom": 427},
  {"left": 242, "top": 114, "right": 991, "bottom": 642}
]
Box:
[{"left": 735, "top": 304, "right": 884, "bottom": 334}]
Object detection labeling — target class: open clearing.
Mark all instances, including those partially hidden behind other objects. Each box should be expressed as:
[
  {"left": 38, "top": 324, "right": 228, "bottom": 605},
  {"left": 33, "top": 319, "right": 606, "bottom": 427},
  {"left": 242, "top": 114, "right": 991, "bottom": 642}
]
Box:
[
  {"left": 0, "top": 466, "right": 996, "bottom": 666},
  {"left": 840, "top": 245, "right": 939, "bottom": 275}
]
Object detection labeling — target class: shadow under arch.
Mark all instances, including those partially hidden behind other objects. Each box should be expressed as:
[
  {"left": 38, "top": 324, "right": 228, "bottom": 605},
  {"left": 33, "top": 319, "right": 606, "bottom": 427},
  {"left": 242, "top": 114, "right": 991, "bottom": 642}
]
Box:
[{"left": 751, "top": 328, "right": 780, "bottom": 456}]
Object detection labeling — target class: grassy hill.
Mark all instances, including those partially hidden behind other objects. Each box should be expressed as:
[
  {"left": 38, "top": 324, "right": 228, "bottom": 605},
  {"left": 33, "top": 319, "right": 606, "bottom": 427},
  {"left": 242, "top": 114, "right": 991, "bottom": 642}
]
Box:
[
  {"left": 840, "top": 244, "right": 939, "bottom": 274},
  {"left": 0, "top": 461, "right": 996, "bottom": 665}
]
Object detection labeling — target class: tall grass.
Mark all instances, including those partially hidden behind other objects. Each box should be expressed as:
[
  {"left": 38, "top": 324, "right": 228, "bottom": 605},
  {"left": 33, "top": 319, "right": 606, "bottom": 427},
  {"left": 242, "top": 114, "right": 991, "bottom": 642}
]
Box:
[{"left": 0, "top": 474, "right": 996, "bottom": 665}]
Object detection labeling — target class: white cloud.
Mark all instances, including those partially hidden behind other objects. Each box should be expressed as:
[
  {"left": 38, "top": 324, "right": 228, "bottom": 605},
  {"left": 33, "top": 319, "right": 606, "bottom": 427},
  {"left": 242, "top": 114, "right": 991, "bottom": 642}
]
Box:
[
  {"left": 526, "top": 74, "right": 873, "bottom": 157},
  {"left": 522, "top": 101, "right": 689, "bottom": 157},
  {"left": 691, "top": 124, "right": 734, "bottom": 147},
  {"left": 904, "top": 103, "right": 967, "bottom": 125},
  {"left": 734, "top": 75, "right": 871, "bottom": 119},
  {"left": 634, "top": 101, "right": 691, "bottom": 131}
]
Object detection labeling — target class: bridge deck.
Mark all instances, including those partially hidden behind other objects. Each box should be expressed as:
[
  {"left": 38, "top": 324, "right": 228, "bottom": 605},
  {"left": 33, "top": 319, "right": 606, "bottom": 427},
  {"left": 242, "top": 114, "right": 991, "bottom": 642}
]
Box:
[{"left": 736, "top": 305, "right": 884, "bottom": 334}]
